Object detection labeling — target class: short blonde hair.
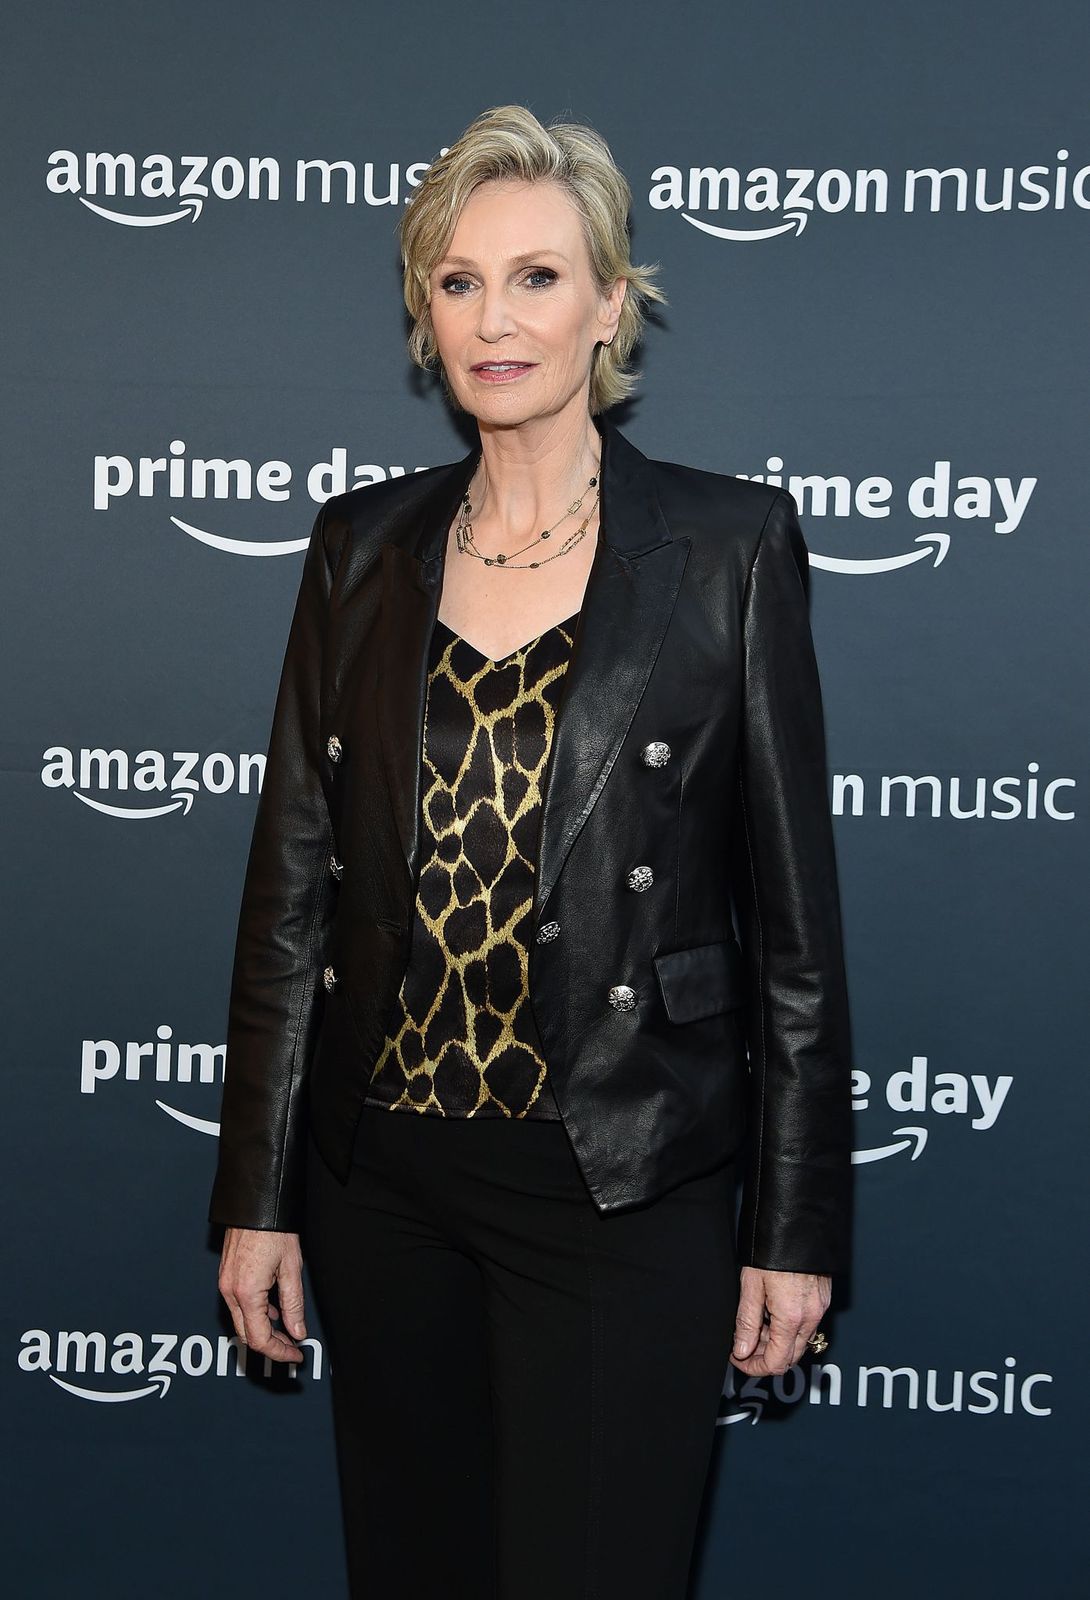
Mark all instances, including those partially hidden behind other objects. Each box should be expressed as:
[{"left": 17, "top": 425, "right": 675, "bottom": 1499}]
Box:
[{"left": 398, "top": 104, "right": 667, "bottom": 415}]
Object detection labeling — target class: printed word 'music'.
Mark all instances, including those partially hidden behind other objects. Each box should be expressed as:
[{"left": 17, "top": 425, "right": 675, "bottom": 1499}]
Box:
[{"left": 833, "top": 764, "right": 1075, "bottom": 820}]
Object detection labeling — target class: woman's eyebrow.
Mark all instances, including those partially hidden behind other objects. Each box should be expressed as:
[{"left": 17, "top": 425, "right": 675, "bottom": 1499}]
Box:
[{"left": 436, "top": 249, "right": 570, "bottom": 269}]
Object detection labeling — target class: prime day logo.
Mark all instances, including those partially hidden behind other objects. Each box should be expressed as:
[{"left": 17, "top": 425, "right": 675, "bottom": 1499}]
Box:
[
  {"left": 851, "top": 1054, "right": 1012, "bottom": 1165},
  {"left": 95, "top": 438, "right": 1039, "bottom": 575},
  {"left": 80, "top": 1026, "right": 224, "bottom": 1136},
  {"left": 738, "top": 455, "right": 1037, "bottom": 575},
  {"left": 93, "top": 441, "right": 430, "bottom": 557}
]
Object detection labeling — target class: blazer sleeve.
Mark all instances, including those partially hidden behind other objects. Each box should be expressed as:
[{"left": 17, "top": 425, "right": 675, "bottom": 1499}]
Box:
[
  {"left": 207, "top": 499, "right": 341, "bottom": 1233},
  {"left": 729, "top": 489, "right": 854, "bottom": 1276}
]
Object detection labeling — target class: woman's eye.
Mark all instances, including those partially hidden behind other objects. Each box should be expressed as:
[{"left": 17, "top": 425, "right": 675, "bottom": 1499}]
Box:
[{"left": 438, "top": 268, "right": 557, "bottom": 295}]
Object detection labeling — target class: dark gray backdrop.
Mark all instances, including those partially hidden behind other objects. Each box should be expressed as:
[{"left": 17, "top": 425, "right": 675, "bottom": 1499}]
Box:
[{"left": 4, "top": 2, "right": 1086, "bottom": 1595}]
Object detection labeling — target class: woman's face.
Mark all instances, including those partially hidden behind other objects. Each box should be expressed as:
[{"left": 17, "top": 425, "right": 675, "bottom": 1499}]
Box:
[{"left": 427, "top": 178, "right": 626, "bottom": 426}]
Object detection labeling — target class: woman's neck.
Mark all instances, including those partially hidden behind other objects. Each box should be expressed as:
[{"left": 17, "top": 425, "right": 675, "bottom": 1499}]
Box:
[{"left": 471, "top": 413, "right": 603, "bottom": 549}]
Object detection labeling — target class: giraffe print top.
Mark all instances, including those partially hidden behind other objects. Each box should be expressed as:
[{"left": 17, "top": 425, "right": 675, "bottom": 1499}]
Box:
[{"left": 361, "top": 607, "right": 580, "bottom": 1120}]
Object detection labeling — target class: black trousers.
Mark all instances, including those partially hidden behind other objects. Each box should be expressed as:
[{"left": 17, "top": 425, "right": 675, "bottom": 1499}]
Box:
[{"left": 302, "top": 1107, "right": 739, "bottom": 1600}]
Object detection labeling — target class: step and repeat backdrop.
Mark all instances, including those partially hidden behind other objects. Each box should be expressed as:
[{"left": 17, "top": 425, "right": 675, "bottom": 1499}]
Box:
[{"left": 4, "top": 2, "right": 1087, "bottom": 1595}]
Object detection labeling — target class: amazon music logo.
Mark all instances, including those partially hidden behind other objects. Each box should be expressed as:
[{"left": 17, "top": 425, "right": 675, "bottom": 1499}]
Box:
[
  {"left": 19, "top": 1326, "right": 327, "bottom": 1398},
  {"left": 92, "top": 440, "right": 428, "bottom": 558},
  {"left": 652, "top": 148, "right": 1090, "bottom": 242},
  {"left": 46, "top": 147, "right": 445, "bottom": 224},
  {"left": 49, "top": 145, "right": 1090, "bottom": 237},
  {"left": 719, "top": 1353, "right": 1052, "bottom": 1425},
  {"left": 850, "top": 1054, "right": 1012, "bottom": 1167},
  {"left": 739, "top": 456, "right": 1037, "bottom": 575},
  {"left": 42, "top": 746, "right": 265, "bottom": 816},
  {"left": 80, "top": 1027, "right": 224, "bottom": 1138},
  {"left": 831, "top": 763, "right": 1076, "bottom": 822}
]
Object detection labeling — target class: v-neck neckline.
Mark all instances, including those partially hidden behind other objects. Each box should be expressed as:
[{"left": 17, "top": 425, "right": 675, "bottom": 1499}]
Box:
[{"left": 434, "top": 610, "right": 580, "bottom": 668}]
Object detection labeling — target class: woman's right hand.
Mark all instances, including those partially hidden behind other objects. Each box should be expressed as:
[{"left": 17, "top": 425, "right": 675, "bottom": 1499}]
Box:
[{"left": 217, "top": 1226, "right": 309, "bottom": 1363}]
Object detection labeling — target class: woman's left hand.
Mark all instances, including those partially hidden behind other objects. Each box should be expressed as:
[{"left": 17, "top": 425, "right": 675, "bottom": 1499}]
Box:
[{"left": 730, "top": 1265, "right": 832, "bottom": 1376}]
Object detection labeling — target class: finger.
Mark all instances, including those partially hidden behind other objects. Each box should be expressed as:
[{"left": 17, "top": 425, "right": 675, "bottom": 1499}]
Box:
[
  {"left": 793, "top": 1317, "right": 825, "bottom": 1366},
  {"left": 276, "top": 1262, "right": 309, "bottom": 1342},
  {"left": 261, "top": 1327, "right": 307, "bottom": 1364},
  {"left": 731, "top": 1333, "right": 774, "bottom": 1377},
  {"left": 237, "top": 1285, "right": 279, "bottom": 1355},
  {"left": 788, "top": 1328, "right": 812, "bottom": 1368},
  {"left": 762, "top": 1311, "right": 801, "bottom": 1374},
  {"left": 240, "top": 1305, "right": 305, "bottom": 1363},
  {"left": 238, "top": 1277, "right": 310, "bottom": 1361},
  {"left": 738, "top": 1310, "right": 799, "bottom": 1378},
  {"left": 732, "top": 1279, "right": 767, "bottom": 1360}
]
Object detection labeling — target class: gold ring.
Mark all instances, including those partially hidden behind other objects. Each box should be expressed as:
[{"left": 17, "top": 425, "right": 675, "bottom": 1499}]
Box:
[{"left": 807, "top": 1329, "right": 829, "bottom": 1355}]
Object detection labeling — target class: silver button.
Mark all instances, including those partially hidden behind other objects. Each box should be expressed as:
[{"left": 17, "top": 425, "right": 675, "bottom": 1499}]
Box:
[
  {"left": 326, "top": 734, "right": 343, "bottom": 764},
  {"left": 535, "top": 920, "right": 560, "bottom": 944},
  {"left": 641, "top": 741, "right": 671, "bottom": 767},
  {"left": 329, "top": 855, "right": 344, "bottom": 881},
  {"left": 323, "top": 966, "right": 338, "bottom": 992},
  {"left": 607, "top": 984, "right": 637, "bottom": 1012},
  {"left": 626, "top": 865, "right": 654, "bottom": 892}
]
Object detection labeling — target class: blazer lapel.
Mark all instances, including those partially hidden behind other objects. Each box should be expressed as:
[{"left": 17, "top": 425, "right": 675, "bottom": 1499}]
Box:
[
  {"left": 374, "top": 451, "right": 476, "bottom": 885},
  {"left": 532, "top": 525, "right": 689, "bottom": 920},
  {"left": 375, "top": 417, "right": 690, "bottom": 918}
]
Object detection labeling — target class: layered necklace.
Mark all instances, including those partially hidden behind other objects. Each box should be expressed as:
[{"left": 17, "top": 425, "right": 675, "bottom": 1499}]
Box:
[{"left": 455, "top": 455, "right": 600, "bottom": 569}]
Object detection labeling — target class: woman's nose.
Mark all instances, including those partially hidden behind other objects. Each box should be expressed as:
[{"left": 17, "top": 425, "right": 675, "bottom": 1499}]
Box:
[{"left": 475, "top": 283, "right": 519, "bottom": 341}]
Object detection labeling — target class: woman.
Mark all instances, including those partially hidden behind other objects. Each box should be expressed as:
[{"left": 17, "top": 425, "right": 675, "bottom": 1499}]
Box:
[{"left": 211, "top": 104, "right": 853, "bottom": 1599}]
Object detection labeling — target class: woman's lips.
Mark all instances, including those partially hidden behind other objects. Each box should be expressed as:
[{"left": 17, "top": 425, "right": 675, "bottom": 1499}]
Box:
[{"left": 470, "top": 363, "right": 537, "bottom": 383}]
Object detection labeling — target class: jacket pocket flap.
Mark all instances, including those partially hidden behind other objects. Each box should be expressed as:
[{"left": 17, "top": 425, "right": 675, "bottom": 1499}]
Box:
[{"left": 653, "top": 938, "right": 746, "bottom": 1024}]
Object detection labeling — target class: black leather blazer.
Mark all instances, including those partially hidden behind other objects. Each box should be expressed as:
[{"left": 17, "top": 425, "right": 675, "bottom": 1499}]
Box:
[{"left": 208, "top": 414, "right": 854, "bottom": 1275}]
